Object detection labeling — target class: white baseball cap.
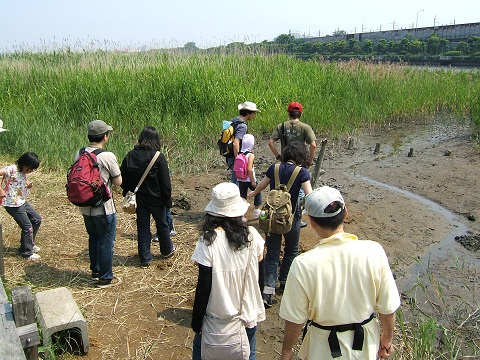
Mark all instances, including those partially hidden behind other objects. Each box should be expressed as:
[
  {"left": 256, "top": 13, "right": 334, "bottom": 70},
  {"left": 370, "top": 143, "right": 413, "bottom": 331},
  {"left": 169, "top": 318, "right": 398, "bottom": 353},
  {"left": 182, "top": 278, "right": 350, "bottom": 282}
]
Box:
[
  {"left": 0, "top": 119, "right": 8, "bottom": 132},
  {"left": 305, "top": 186, "right": 345, "bottom": 218}
]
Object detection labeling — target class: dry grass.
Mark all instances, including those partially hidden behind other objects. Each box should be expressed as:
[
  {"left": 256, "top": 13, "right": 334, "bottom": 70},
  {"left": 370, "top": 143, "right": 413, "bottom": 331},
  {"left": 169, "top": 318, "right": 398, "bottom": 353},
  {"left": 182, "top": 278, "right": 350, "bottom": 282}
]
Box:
[{"left": 0, "top": 162, "right": 208, "bottom": 359}]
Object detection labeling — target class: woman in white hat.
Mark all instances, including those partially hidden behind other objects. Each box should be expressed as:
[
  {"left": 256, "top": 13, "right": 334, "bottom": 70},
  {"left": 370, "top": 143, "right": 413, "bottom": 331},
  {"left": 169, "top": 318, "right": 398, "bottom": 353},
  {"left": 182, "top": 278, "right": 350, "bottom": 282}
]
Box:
[{"left": 191, "top": 182, "right": 265, "bottom": 360}]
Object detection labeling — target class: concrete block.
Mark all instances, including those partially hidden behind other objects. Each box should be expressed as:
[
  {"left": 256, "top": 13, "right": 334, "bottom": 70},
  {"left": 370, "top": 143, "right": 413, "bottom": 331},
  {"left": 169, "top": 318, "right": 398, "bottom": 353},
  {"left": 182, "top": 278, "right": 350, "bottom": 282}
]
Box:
[{"left": 35, "top": 287, "right": 89, "bottom": 356}]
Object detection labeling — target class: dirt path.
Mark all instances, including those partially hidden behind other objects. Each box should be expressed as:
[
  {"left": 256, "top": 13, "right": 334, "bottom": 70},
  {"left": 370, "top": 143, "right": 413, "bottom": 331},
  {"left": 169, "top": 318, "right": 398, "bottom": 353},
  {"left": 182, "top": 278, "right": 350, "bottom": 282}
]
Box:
[{"left": 1, "top": 119, "right": 478, "bottom": 359}]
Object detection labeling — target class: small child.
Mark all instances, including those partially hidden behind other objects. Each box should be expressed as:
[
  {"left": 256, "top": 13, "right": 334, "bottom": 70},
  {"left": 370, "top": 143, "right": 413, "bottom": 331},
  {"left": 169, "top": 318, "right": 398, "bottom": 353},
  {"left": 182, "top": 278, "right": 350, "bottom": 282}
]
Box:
[
  {"left": 0, "top": 152, "right": 42, "bottom": 260},
  {"left": 237, "top": 134, "right": 263, "bottom": 218}
]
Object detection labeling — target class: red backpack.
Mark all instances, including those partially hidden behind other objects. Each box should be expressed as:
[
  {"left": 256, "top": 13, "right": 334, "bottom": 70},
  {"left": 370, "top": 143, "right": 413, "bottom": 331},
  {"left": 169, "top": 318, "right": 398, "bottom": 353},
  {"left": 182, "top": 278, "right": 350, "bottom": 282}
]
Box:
[
  {"left": 66, "top": 148, "right": 111, "bottom": 207},
  {"left": 233, "top": 151, "right": 251, "bottom": 180}
]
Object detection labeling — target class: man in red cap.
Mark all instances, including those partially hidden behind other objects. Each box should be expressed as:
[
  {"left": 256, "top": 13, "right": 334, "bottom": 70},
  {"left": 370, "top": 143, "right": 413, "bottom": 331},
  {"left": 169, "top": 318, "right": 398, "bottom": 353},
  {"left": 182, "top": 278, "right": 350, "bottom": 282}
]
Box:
[
  {"left": 268, "top": 102, "right": 316, "bottom": 168},
  {"left": 268, "top": 102, "right": 317, "bottom": 229}
]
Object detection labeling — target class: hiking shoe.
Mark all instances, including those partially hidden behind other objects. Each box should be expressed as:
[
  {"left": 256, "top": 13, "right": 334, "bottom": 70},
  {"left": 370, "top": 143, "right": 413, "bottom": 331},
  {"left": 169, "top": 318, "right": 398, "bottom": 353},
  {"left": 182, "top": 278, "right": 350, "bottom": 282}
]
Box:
[
  {"left": 162, "top": 245, "right": 176, "bottom": 259},
  {"left": 97, "top": 276, "right": 122, "bottom": 289},
  {"left": 140, "top": 262, "right": 151, "bottom": 268},
  {"left": 33, "top": 245, "right": 41, "bottom": 252},
  {"left": 91, "top": 272, "right": 99, "bottom": 280},
  {"left": 152, "top": 233, "right": 159, "bottom": 242},
  {"left": 300, "top": 221, "right": 308, "bottom": 228},
  {"left": 252, "top": 209, "right": 261, "bottom": 219},
  {"left": 26, "top": 253, "right": 41, "bottom": 261},
  {"left": 262, "top": 293, "right": 277, "bottom": 308},
  {"left": 170, "top": 230, "right": 177, "bottom": 236}
]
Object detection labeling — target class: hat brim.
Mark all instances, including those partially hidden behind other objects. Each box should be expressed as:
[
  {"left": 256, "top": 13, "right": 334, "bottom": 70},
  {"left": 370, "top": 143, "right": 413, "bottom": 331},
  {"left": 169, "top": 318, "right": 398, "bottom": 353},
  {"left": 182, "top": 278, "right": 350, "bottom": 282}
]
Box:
[{"left": 205, "top": 198, "right": 250, "bottom": 218}]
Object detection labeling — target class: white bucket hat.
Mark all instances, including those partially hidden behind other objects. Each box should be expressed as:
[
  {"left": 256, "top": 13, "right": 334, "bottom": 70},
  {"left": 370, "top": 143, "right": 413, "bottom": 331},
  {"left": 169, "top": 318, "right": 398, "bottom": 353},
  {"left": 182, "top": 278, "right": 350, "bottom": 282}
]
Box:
[
  {"left": 205, "top": 183, "right": 250, "bottom": 217},
  {"left": 0, "top": 119, "right": 8, "bottom": 132},
  {"left": 238, "top": 101, "right": 261, "bottom": 112}
]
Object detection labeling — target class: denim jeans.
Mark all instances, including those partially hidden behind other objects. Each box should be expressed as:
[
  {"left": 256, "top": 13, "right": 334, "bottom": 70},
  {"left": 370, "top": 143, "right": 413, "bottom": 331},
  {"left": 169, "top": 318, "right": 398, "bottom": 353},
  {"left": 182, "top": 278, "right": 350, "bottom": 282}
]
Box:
[
  {"left": 192, "top": 326, "right": 257, "bottom": 360},
  {"left": 263, "top": 208, "right": 301, "bottom": 295},
  {"left": 226, "top": 156, "right": 238, "bottom": 185},
  {"left": 5, "top": 202, "right": 42, "bottom": 258},
  {"left": 136, "top": 194, "right": 174, "bottom": 264},
  {"left": 238, "top": 181, "right": 262, "bottom": 206},
  {"left": 82, "top": 213, "right": 116, "bottom": 281}
]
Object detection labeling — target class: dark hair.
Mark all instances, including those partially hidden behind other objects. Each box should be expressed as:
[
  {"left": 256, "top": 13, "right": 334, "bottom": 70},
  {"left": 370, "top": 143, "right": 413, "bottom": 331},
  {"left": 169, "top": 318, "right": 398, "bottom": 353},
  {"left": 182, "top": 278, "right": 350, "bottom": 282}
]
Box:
[
  {"left": 135, "top": 126, "right": 161, "bottom": 151},
  {"left": 288, "top": 111, "right": 302, "bottom": 119},
  {"left": 282, "top": 141, "right": 308, "bottom": 165},
  {"left": 88, "top": 132, "right": 108, "bottom": 143},
  {"left": 201, "top": 213, "right": 251, "bottom": 251},
  {"left": 309, "top": 202, "right": 346, "bottom": 230},
  {"left": 16, "top": 152, "right": 40, "bottom": 171},
  {"left": 239, "top": 109, "right": 255, "bottom": 117}
]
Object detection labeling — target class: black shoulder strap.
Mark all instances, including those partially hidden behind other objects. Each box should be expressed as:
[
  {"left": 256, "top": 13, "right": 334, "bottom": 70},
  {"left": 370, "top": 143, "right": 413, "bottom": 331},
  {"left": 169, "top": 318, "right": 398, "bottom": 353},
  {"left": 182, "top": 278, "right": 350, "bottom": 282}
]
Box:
[{"left": 91, "top": 148, "right": 106, "bottom": 156}]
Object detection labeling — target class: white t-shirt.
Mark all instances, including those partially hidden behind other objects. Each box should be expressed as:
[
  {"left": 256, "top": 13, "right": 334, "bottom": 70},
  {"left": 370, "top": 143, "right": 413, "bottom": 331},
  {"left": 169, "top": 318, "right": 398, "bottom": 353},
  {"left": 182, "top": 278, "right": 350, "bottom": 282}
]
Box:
[{"left": 191, "top": 225, "right": 266, "bottom": 328}]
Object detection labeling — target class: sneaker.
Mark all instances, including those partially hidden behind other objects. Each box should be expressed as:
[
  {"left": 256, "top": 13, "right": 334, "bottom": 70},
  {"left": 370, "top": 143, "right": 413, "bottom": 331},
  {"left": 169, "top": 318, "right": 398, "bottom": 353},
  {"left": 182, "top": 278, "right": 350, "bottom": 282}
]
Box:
[
  {"left": 91, "top": 272, "right": 99, "bottom": 280},
  {"left": 162, "top": 245, "right": 176, "bottom": 259},
  {"left": 97, "top": 276, "right": 122, "bottom": 289},
  {"left": 170, "top": 230, "right": 177, "bottom": 236},
  {"left": 252, "top": 209, "right": 261, "bottom": 219},
  {"left": 152, "top": 233, "right": 159, "bottom": 242},
  {"left": 277, "top": 282, "right": 286, "bottom": 294},
  {"left": 140, "top": 262, "right": 151, "bottom": 268},
  {"left": 26, "top": 253, "right": 41, "bottom": 261},
  {"left": 300, "top": 221, "right": 308, "bottom": 228},
  {"left": 262, "top": 293, "right": 277, "bottom": 308},
  {"left": 33, "top": 245, "right": 41, "bottom": 252}
]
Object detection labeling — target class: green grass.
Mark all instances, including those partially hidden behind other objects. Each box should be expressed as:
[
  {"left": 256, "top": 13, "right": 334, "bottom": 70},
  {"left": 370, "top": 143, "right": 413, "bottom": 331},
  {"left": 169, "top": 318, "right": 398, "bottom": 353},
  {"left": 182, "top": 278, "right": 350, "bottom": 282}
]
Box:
[{"left": 0, "top": 51, "right": 479, "bottom": 172}]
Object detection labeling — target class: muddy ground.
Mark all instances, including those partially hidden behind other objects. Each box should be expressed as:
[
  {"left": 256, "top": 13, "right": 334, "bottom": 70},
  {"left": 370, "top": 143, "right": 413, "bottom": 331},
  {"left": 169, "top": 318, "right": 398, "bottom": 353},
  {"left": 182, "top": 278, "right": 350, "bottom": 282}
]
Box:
[{"left": 1, "top": 118, "right": 479, "bottom": 359}]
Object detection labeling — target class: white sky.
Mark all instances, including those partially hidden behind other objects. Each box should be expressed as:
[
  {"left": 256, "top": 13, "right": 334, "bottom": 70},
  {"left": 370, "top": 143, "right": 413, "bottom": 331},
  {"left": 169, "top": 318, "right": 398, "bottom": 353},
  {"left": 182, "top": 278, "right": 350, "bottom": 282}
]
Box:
[{"left": 1, "top": 0, "right": 478, "bottom": 52}]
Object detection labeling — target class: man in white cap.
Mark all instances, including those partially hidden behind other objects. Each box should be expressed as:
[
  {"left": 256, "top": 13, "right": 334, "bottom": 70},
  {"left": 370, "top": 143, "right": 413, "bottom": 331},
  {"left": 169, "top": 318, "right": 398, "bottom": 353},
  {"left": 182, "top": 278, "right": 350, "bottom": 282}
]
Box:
[
  {"left": 227, "top": 102, "right": 261, "bottom": 185},
  {"left": 75, "top": 120, "right": 123, "bottom": 288},
  {"left": 279, "top": 186, "right": 400, "bottom": 360}
]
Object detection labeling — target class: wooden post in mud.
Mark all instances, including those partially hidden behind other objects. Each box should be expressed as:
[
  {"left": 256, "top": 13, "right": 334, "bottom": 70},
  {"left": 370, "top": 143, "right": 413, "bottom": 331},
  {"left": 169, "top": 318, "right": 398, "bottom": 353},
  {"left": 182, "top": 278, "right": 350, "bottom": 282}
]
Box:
[
  {"left": 311, "top": 139, "right": 328, "bottom": 188},
  {"left": 374, "top": 143, "right": 381, "bottom": 154},
  {"left": 347, "top": 136, "right": 354, "bottom": 150}
]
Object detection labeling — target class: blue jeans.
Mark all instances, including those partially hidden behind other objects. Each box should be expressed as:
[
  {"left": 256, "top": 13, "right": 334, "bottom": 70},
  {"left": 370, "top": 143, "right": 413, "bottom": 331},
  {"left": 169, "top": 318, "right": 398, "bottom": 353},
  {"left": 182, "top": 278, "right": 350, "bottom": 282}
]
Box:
[
  {"left": 227, "top": 156, "right": 238, "bottom": 185},
  {"left": 136, "top": 195, "right": 174, "bottom": 264},
  {"left": 82, "top": 213, "right": 116, "bottom": 281},
  {"left": 263, "top": 208, "right": 301, "bottom": 295},
  {"left": 166, "top": 208, "right": 174, "bottom": 232},
  {"left": 238, "top": 181, "right": 262, "bottom": 206},
  {"left": 5, "top": 202, "right": 42, "bottom": 258},
  {"left": 192, "top": 326, "right": 257, "bottom": 360}
]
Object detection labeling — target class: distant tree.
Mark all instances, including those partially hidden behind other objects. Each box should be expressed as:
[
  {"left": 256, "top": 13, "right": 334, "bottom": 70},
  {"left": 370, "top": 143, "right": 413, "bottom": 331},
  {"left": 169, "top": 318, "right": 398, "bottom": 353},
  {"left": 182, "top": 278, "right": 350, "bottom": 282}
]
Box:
[
  {"left": 275, "top": 34, "right": 296, "bottom": 44},
  {"left": 184, "top": 42, "right": 197, "bottom": 52},
  {"left": 426, "top": 35, "right": 449, "bottom": 55},
  {"left": 362, "top": 39, "right": 374, "bottom": 54},
  {"left": 376, "top": 39, "right": 388, "bottom": 54},
  {"left": 456, "top": 41, "right": 469, "bottom": 54},
  {"left": 408, "top": 40, "right": 426, "bottom": 55},
  {"left": 331, "top": 40, "right": 348, "bottom": 54},
  {"left": 467, "top": 36, "right": 480, "bottom": 54},
  {"left": 333, "top": 29, "right": 347, "bottom": 36},
  {"left": 348, "top": 38, "right": 361, "bottom": 54}
]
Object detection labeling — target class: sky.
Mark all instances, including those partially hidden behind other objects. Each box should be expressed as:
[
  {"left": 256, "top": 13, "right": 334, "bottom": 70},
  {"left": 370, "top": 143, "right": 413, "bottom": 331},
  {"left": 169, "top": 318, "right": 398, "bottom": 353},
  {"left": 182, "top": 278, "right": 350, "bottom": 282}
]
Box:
[{"left": 1, "top": 0, "right": 478, "bottom": 52}]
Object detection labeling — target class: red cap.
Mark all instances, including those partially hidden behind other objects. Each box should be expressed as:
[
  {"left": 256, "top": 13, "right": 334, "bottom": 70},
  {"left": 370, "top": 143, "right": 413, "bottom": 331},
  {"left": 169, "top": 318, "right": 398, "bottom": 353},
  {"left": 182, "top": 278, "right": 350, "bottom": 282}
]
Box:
[{"left": 287, "top": 101, "right": 303, "bottom": 113}]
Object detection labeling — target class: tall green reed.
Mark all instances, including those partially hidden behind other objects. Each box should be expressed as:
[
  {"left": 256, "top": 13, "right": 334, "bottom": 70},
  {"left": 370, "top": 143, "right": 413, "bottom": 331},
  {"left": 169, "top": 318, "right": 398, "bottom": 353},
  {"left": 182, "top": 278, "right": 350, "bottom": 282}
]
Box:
[{"left": 1, "top": 51, "right": 479, "bottom": 171}]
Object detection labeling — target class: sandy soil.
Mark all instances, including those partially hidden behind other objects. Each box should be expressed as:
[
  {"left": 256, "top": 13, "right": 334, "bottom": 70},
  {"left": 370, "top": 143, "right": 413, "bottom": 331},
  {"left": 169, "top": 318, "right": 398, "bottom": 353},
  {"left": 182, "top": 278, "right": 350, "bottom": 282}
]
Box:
[{"left": 1, "top": 118, "right": 479, "bottom": 359}]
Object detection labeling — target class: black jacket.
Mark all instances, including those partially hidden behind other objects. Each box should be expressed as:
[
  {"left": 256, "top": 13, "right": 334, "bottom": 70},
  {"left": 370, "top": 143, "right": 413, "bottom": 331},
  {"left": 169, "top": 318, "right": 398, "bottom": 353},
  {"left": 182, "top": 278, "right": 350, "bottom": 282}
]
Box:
[{"left": 120, "top": 149, "right": 172, "bottom": 208}]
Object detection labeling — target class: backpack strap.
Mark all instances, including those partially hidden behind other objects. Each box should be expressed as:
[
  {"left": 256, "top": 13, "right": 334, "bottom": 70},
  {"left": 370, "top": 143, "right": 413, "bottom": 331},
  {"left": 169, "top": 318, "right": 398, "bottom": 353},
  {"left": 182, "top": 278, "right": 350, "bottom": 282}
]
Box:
[
  {"left": 280, "top": 122, "right": 288, "bottom": 150},
  {"left": 91, "top": 148, "right": 106, "bottom": 156},
  {"left": 274, "top": 163, "right": 281, "bottom": 188},
  {"left": 286, "top": 166, "right": 302, "bottom": 191}
]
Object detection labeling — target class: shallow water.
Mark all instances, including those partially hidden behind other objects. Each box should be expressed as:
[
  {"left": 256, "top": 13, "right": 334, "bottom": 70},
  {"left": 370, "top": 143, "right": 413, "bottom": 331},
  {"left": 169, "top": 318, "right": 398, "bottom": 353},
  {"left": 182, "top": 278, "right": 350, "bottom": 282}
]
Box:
[{"left": 358, "top": 175, "right": 477, "bottom": 275}]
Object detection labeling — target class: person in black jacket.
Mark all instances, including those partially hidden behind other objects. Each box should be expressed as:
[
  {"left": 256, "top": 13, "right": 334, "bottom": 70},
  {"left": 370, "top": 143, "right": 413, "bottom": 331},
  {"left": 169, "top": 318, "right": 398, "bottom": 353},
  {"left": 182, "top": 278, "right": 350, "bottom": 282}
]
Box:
[{"left": 120, "top": 126, "right": 176, "bottom": 267}]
